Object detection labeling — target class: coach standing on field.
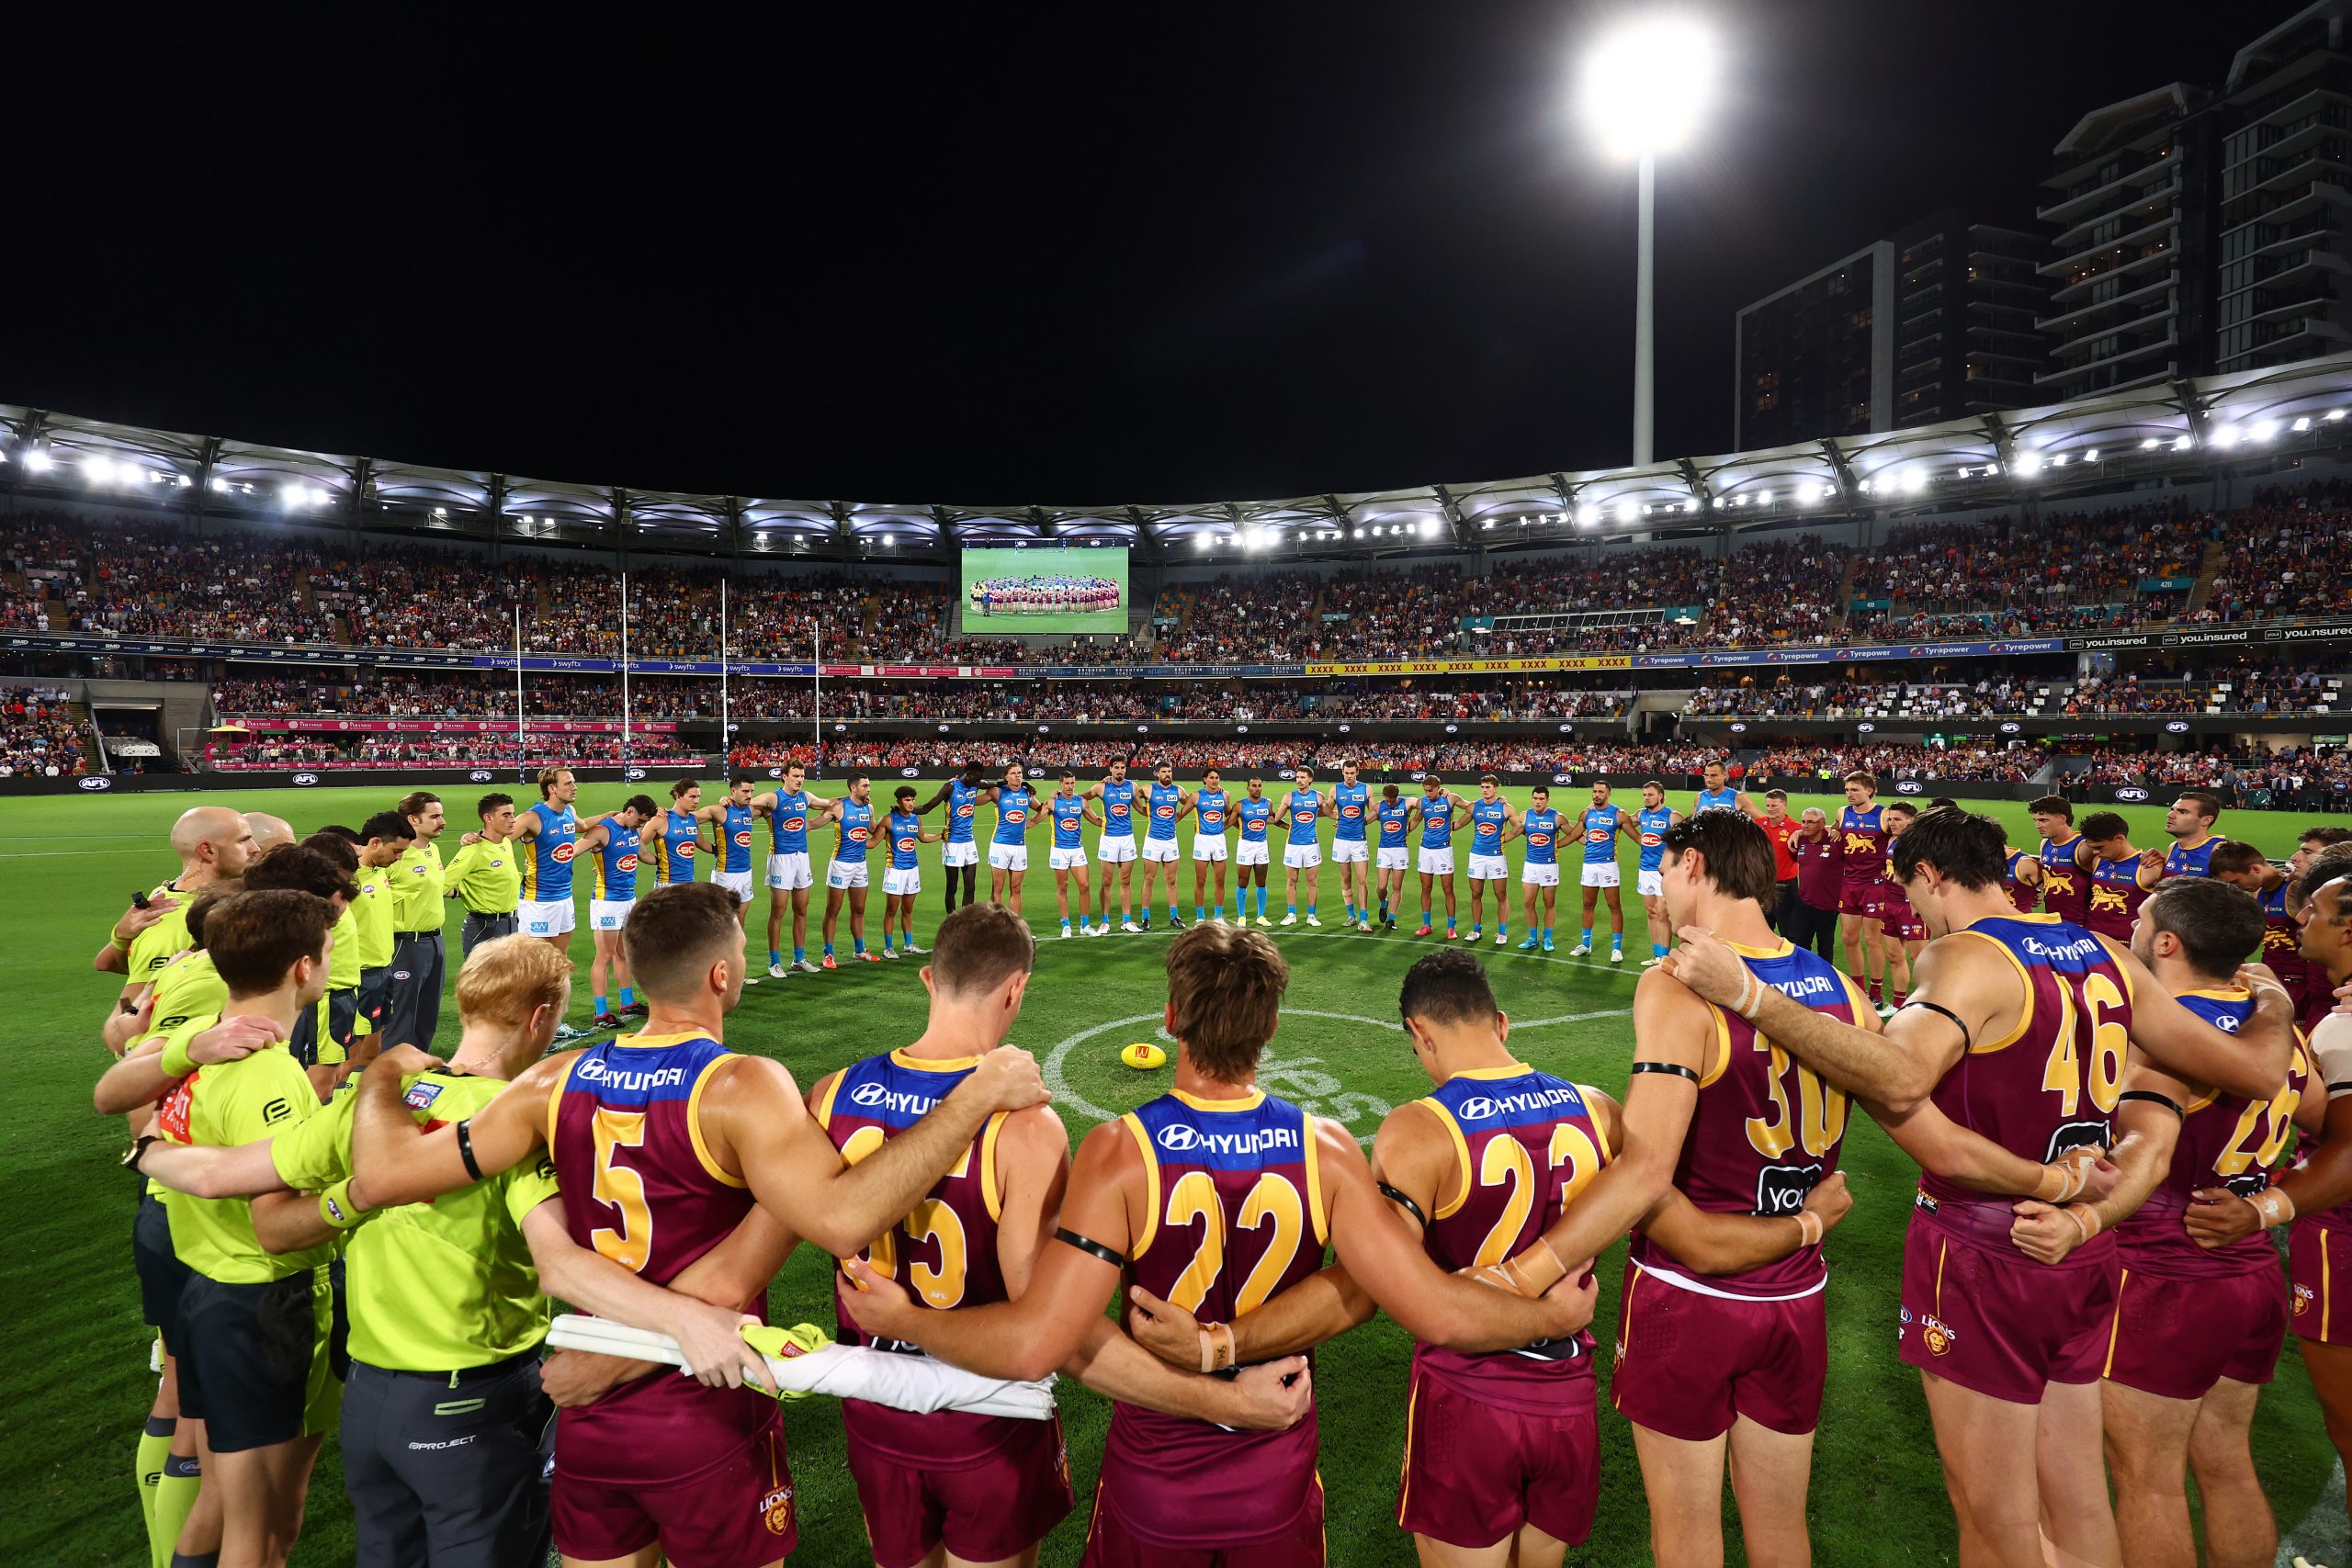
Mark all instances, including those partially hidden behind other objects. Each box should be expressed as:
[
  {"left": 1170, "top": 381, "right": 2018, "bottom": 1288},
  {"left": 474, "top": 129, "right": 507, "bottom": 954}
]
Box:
[
  {"left": 384, "top": 791, "right": 449, "bottom": 1049},
  {"left": 1786, "top": 807, "right": 1841, "bottom": 961}
]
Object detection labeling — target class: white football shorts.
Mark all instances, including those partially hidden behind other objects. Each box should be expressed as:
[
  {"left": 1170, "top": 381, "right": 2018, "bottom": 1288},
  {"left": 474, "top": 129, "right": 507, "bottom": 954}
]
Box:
[
  {"left": 881, "top": 867, "right": 921, "bottom": 897},
  {"left": 1418, "top": 847, "right": 1456, "bottom": 877},
  {"left": 1377, "top": 846, "right": 1409, "bottom": 872},
  {"left": 826, "top": 861, "right": 869, "bottom": 890},
  {"left": 765, "top": 851, "right": 813, "bottom": 891},
  {"left": 1580, "top": 863, "right": 1621, "bottom": 889},
  {"left": 520, "top": 898, "right": 575, "bottom": 938},
  {"left": 1638, "top": 869, "right": 1665, "bottom": 898},
  {"left": 1141, "top": 839, "right": 1180, "bottom": 863},
  {"left": 1283, "top": 844, "right": 1322, "bottom": 870},
  {"left": 712, "top": 868, "right": 756, "bottom": 903},
  {"left": 1520, "top": 863, "right": 1559, "bottom": 888},
  {"left": 989, "top": 844, "right": 1029, "bottom": 873},
  {"left": 1237, "top": 840, "right": 1271, "bottom": 867},
  {"left": 1192, "top": 837, "right": 1227, "bottom": 863},
  {"left": 942, "top": 840, "right": 979, "bottom": 868},
  {"left": 1049, "top": 847, "right": 1089, "bottom": 872},
  {"left": 1330, "top": 840, "right": 1369, "bottom": 864},
  {"left": 1097, "top": 836, "right": 1137, "bottom": 863},
  {"left": 1467, "top": 853, "right": 1509, "bottom": 882},
  {"left": 589, "top": 898, "right": 633, "bottom": 931}
]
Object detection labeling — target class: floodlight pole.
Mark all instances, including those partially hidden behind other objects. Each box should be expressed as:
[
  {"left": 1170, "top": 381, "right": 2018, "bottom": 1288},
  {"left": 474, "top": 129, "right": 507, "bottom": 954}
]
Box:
[{"left": 1633, "top": 151, "right": 1657, "bottom": 468}]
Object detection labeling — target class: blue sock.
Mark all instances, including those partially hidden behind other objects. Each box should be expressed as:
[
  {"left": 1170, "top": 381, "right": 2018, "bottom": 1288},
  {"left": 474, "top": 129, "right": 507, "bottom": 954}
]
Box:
[
  {"left": 1543, "top": 926, "right": 1553, "bottom": 942},
  {"left": 883, "top": 932, "right": 896, "bottom": 951},
  {"left": 1170, "top": 902, "right": 1181, "bottom": 919},
  {"left": 593, "top": 994, "right": 607, "bottom": 1017},
  {"left": 853, "top": 937, "right": 865, "bottom": 955},
  {"left": 1344, "top": 901, "right": 1356, "bottom": 920},
  {"left": 618, "top": 987, "right": 633, "bottom": 1008},
  {"left": 1612, "top": 932, "right": 1623, "bottom": 952},
  {"left": 1582, "top": 928, "right": 1594, "bottom": 946},
  {"left": 823, "top": 942, "right": 834, "bottom": 958},
  {"left": 1498, "top": 923, "right": 1507, "bottom": 939},
  {"left": 1447, "top": 913, "right": 1456, "bottom": 930},
  {"left": 793, "top": 946, "right": 805, "bottom": 964},
  {"left": 1194, "top": 906, "right": 1204, "bottom": 921},
  {"left": 1288, "top": 902, "right": 1297, "bottom": 916},
  {"left": 1256, "top": 887, "right": 1268, "bottom": 916},
  {"left": 1306, "top": 904, "right": 1315, "bottom": 918},
  {"left": 769, "top": 949, "right": 781, "bottom": 968},
  {"left": 1653, "top": 942, "right": 1668, "bottom": 958}
]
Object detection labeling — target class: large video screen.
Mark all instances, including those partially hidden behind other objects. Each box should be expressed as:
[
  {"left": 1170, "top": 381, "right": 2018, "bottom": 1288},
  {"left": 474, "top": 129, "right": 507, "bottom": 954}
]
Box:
[{"left": 959, "top": 547, "right": 1130, "bottom": 635}]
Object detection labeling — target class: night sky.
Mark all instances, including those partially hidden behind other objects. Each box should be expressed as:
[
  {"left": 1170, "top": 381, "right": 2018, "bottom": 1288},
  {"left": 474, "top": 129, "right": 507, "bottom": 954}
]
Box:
[{"left": 3, "top": 4, "right": 2311, "bottom": 508}]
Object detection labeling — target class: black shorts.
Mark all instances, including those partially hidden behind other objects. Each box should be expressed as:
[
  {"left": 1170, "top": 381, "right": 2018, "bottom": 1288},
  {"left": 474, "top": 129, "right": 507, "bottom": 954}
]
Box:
[
  {"left": 175, "top": 1269, "right": 339, "bottom": 1452},
  {"left": 356, "top": 967, "right": 390, "bottom": 1034},
  {"left": 342, "top": 1354, "right": 553, "bottom": 1568},
  {"left": 132, "top": 1190, "right": 193, "bottom": 1354},
  {"left": 288, "top": 987, "right": 363, "bottom": 1066}
]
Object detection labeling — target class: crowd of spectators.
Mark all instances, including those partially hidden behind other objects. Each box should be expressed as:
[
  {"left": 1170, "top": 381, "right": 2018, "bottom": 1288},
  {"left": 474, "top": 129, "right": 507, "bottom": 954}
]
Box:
[
  {"left": 1682, "top": 675, "right": 2044, "bottom": 720},
  {"left": 0, "top": 684, "right": 88, "bottom": 776}
]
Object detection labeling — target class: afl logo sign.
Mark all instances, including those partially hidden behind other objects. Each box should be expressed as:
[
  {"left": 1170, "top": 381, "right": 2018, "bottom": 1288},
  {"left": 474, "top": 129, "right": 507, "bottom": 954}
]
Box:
[
  {"left": 1729, "top": 723, "right": 1747, "bottom": 734},
  {"left": 900, "top": 767, "right": 919, "bottom": 778},
  {"left": 1896, "top": 781, "right": 1923, "bottom": 795},
  {"left": 292, "top": 773, "right": 320, "bottom": 786},
  {"left": 2114, "top": 786, "right": 2150, "bottom": 802},
  {"left": 1856, "top": 722, "right": 1875, "bottom": 734},
  {"left": 2164, "top": 720, "right": 2190, "bottom": 733},
  {"left": 624, "top": 767, "right": 648, "bottom": 781},
  {"left": 78, "top": 775, "right": 111, "bottom": 790},
  {"left": 1999, "top": 722, "right": 2019, "bottom": 734},
  {"left": 469, "top": 770, "right": 494, "bottom": 783}
]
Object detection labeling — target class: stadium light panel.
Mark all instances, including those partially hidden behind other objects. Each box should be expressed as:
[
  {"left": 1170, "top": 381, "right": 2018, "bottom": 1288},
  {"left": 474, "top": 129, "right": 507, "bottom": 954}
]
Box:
[
  {"left": 1577, "top": 505, "right": 1600, "bottom": 525},
  {"left": 1856, "top": 479, "right": 1871, "bottom": 493},
  {"left": 82, "top": 456, "right": 112, "bottom": 486},
  {"left": 1757, "top": 489, "right": 1771, "bottom": 505},
  {"left": 2331, "top": 409, "right": 2347, "bottom": 421},
  {"left": 24, "top": 448, "right": 53, "bottom": 473},
  {"left": 2213, "top": 426, "right": 2240, "bottom": 448},
  {"left": 2253, "top": 419, "right": 2280, "bottom": 442},
  {"left": 2083, "top": 447, "right": 2098, "bottom": 461},
  {"left": 2048, "top": 454, "right": 2068, "bottom": 468},
  {"left": 2140, "top": 437, "right": 2160, "bottom": 450},
  {"left": 1614, "top": 501, "right": 1638, "bottom": 525},
  {"left": 2173, "top": 434, "right": 2193, "bottom": 451},
  {"left": 1582, "top": 17, "right": 1715, "bottom": 159},
  {"left": 2294, "top": 417, "right": 2311, "bottom": 433},
  {"left": 1195, "top": 534, "right": 1212, "bottom": 550}
]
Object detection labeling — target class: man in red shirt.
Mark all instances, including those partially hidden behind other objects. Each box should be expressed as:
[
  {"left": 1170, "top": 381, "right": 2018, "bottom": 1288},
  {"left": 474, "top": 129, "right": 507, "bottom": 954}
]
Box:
[{"left": 1757, "top": 788, "right": 1804, "bottom": 933}]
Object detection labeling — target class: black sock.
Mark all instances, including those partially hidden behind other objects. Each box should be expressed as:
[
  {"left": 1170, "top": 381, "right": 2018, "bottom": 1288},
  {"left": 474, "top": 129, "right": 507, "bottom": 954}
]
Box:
[{"left": 170, "top": 1553, "right": 220, "bottom": 1568}]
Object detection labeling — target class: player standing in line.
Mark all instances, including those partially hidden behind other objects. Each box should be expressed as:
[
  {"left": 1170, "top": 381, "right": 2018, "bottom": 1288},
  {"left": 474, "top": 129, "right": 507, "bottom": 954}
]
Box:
[
  {"left": 2074, "top": 810, "right": 2160, "bottom": 944},
  {"left": 819, "top": 773, "right": 882, "bottom": 968},
  {"left": 580, "top": 794, "right": 656, "bottom": 1028},
  {"left": 2151, "top": 790, "right": 2224, "bottom": 882},
  {"left": 1464, "top": 774, "right": 1517, "bottom": 947},
  {"left": 295, "top": 829, "right": 368, "bottom": 1067},
  {"left": 2030, "top": 795, "right": 2091, "bottom": 925},
  {"left": 1374, "top": 783, "right": 1412, "bottom": 931},
  {"left": 1516, "top": 783, "right": 1561, "bottom": 953},
  {"left": 988, "top": 762, "right": 1037, "bottom": 916},
  {"left": 1872, "top": 801, "right": 1929, "bottom": 1018},
  {"left": 2209, "top": 840, "right": 2309, "bottom": 1016},
  {"left": 914, "top": 761, "right": 991, "bottom": 919},
  {"left": 1328, "top": 761, "right": 1374, "bottom": 931},
  {"left": 1136, "top": 761, "right": 1192, "bottom": 931},
  {"left": 1083, "top": 759, "right": 1140, "bottom": 932},
  {"left": 1410, "top": 774, "right": 1463, "bottom": 939},
  {"left": 510, "top": 766, "right": 581, "bottom": 955},
  {"left": 1665, "top": 807, "right": 2297, "bottom": 1568},
  {"left": 444, "top": 793, "right": 524, "bottom": 964},
  {"left": 1276, "top": 763, "right": 1324, "bottom": 927},
  {"left": 879, "top": 784, "right": 941, "bottom": 956},
  {"left": 348, "top": 881, "right": 1053, "bottom": 1568},
  {"left": 2001, "top": 842, "right": 2044, "bottom": 912},
  {"left": 1189, "top": 765, "right": 1232, "bottom": 925},
  {"left": 1693, "top": 759, "right": 1752, "bottom": 816},
  {"left": 384, "top": 790, "right": 451, "bottom": 1052},
  {"left": 1233, "top": 773, "right": 1276, "bottom": 927},
  {"left": 2005, "top": 878, "right": 2313, "bottom": 1568},
  {"left": 1568, "top": 780, "right": 1629, "bottom": 964},
  {"left": 97, "top": 805, "right": 255, "bottom": 985},
  {"left": 843, "top": 922, "right": 1601, "bottom": 1567},
  {"left": 810, "top": 904, "right": 1312, "bottom": 1568},
  {"left": 1833, "top": 772, "right": 1888, "bottom": 1007},
  {"left": 1633, "top": 781, "right": 1679, "bottom": 966},
  {"left": 752, "top": 761, "right": 825, "bottom": 977},
  {"left": 699, "top": 776, "right": 763, "bottom": 960},
  {"left": 648, "top": 777, "right": 708, "bottom": 887},
  {"left": 350, "top": 812, "right": 413, "bottom": 1041},
  {"left": 1048, "top": 769, "right": 1101, "bottom": 939}
]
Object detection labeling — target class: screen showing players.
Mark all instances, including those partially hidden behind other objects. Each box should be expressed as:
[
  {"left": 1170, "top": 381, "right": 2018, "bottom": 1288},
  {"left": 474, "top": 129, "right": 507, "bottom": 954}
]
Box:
[{"left": 959, "top": 547, "right": 1129, "bottom": 635}]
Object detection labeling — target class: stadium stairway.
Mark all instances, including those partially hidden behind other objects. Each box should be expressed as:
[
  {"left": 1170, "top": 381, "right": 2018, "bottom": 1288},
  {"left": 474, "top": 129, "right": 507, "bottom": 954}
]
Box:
[
  {"left": 2186, "top": 538, "right": 2226, "bottom": 615},
  {"left": 1832, "top": 555, "right": 1859, "bottom": 630}
]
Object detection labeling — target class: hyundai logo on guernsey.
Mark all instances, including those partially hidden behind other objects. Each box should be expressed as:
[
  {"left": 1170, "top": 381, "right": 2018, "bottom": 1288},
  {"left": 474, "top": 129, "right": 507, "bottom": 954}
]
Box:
[
  {"left": 78, "top": 776, "right": 111, "bottom": 790},
  {"left": 1453, "top": 1085, "right": 1582, "bottom": 1122},
  {"left": 850, "top": 1081, "right": 941, "bottom": 1115},
  {"left": 1155, "top": 1122, "right": 1301, "bottom": 1156}
]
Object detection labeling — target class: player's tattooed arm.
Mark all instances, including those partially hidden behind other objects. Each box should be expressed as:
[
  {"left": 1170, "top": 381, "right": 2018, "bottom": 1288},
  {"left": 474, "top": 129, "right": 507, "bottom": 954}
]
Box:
[
  {"left": 349, "top": 1044, "right": 558, "bottom": 1205},
  {"left": 1322, "top": 1119, "right": 1598, "bottom": 1351},
  {"left": 1064, "top": 1317, "right": 1313, "bottom": 1431},
  {"left": 843, "top": 1114, "right": 1141, "bottom": 1382},
  {"left": 715, "top": 1049, "right": 1046, "bottom": 1258},
  {"left": 1665, "top": 929, "right": 1983, "bottom": 1114},
  {"left": 1525, "top": 968, "right": 1705, "bottom": 1270}
]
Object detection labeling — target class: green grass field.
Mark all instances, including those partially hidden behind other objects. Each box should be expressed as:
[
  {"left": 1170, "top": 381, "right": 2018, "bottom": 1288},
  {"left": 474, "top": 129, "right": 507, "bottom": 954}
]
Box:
[{"left": 8, "top": 783, "right": 2345, "bottom": 1566}]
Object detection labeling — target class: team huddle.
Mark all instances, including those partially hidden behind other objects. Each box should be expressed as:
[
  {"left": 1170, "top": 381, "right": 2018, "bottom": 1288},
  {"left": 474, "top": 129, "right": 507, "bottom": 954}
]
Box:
[
  {"left": 80, "top": 757, "right": 2352, "bottom": 1568},
  {"left": 967, "top": 575, "right": 1123, "bottom": 617}
]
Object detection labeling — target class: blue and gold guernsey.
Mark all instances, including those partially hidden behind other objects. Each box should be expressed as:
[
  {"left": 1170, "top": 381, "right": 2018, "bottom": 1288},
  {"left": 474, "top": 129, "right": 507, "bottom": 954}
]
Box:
[
  {"left": 522, "top": 801, "right": 580, "bottom": 901},
  {"left": 1330, "top": 781, "right": 1370, "bottom": 844},
  {"left": 767, "top": 789, "right": 812, "bottom": 856},
  {"left": 886, "top": 811, "right": 924, "bottom": 872},
  {"left": 593, "top": 822, "right": 640, "bottom": 902},
  {"left": 993, "top": 785, "right": 1034, "bottom": 846},
  {"left": 1521, "top": 807, "right": 1559, "bottom": 866},
  {"left": 834, "top": 800, "right": 874, "bottom": 864},
  {"left": 1580, "top": 805, "right": 1623, "bottom": 865},
  {"left": 655, "top": 807, "right": 702, "bottom": 884},
  {"left": 1695, "top": 784, "right": 1742, "bottom": 814},
  {"left": 1418, "top": 794, "right": 1455, "bottom": 850},
  {"left": 1238, "top": 795, "right": 1273, "bottom": 847},
  {"left": 1469, "top": 800, "right": 1510, "bottom": 860},
  {"left": 1377, "top": 799, "right": 1411, "bottom": 851},
  {"left": 1410, "top": 1066, "right": 1609, "bottom": 1406},
  {"left": 946, "top": 778, "right": 984, "bottom": 847},
  {"left": 2165, "top": 836, "right": 2219, "bottom": 879},
  {"left": 1147, "top": 783, "right": 1183, "bottom": 844},
  {"left": 1194, "top": 787, "right": 1228, "bottom": 840},
  {"left": 718, "top": 801, "right": 757, "bottom": 876},
  {"left": 1636, "top": 805, "right": 1674, "bottom": 874},
  {"left": 1050, "top": 792, "right": 1088, "bottom": 851},
  {"left": 1284, "top": 786, "right": 1321, "bottom": 847},
  {"left": 816, "top": 1050, "right": 1023, "bottom": 1463},
  {"left": 1106, "top": 1089, "right": 1328, "bottom": 1547},
  {"left": 1100, "top": 778, "right": 1137, "bottom": 842}
]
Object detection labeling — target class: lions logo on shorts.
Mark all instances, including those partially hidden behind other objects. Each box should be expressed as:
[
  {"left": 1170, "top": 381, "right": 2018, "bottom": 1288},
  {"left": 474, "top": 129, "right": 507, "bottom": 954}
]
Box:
[
  {"left": 2296, "top": 1284, "right": 2315, "bottom": 1318},
  {"left": 760, "top": 1483, "right": 795, "bottom": 1536},
  {"left": 1918, "top": 1314, "right": 1957, "bottom": 1356},
  {"left": 550, "top": 843, "right": 576, "bottom": 863}
]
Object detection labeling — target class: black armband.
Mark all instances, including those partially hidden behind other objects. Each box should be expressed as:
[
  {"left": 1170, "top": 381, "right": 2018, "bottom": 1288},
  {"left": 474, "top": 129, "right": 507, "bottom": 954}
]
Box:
[
  {"left": 2116, "top": 1089, "right": 2185, "bottom": 1119},
  {"left": 1378, "top": 1181, "right": 1429, "bottom": 1227},
  {"left": 1894, "top": 998, "right": 1973, "bottom": 1053},
  {"left": 1056, "top": 1227, "right": 1125, "bottom": 1268},
  {"left": 455, "top": 1118, "right": 484, "bottom": 1182},
  {"left": 1629, "top": 1061, "right": 1700, "bottom": 1084}
]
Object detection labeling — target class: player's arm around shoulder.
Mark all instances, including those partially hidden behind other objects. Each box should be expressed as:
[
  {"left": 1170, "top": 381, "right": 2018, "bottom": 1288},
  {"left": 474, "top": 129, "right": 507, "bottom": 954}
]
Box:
[
  {"left": 351, "top": 1043, "right": 564, "bottom": 1208},
  {"left": 2109, "top": 938, "right": 2292, "bottom": 1100}
]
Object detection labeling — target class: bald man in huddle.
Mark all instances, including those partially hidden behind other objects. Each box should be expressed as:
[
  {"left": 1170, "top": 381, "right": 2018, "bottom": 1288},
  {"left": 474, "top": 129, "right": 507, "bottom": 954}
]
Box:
[
  {"left": 96, "top": 807, "right": 259, "bottom": 984},
  {"left": 244, "top": 813, "right": 295, "bottom": 853}
]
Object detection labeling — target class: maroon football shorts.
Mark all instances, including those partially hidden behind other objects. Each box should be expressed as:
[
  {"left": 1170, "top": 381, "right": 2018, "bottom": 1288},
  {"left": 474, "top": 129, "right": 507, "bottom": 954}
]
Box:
[
  {"left": 846, "top": 1414, "right": 1073, "bottom": 1568},
  {"left": 1080, "top": 1469, "right": 1325, "bottom": 1567},
  {"left": 2105, "top": 1261, "right": 2285, "bottom": 1401},
  {"left": 1838, "top": 887, "right": 1880, "bottom": 919},
  {"left": 1900, "top": 1211, "right": 2115, "bottom": 1404},
  {"left": 2290, "top": 1216, "right": 2352, "bottom": 1345},
  {"left": 1611, "top": 1262, "right": 1827, "bottom": 1440},
  {"left": 552, "top": 1408, "right": 794, "bottom": 1568},
  {"left": 1882, "top": 904, "right": 1928, "bottom": 942},
  {"left": 1396, "top": 1362, "right": 1597, "bottom": 1548}
]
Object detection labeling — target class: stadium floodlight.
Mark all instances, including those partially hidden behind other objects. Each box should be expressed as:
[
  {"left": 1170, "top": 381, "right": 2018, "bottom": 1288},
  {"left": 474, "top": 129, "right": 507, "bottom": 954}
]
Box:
[
  {"left": 82, "top": 456, "right": 113, "bottom": 486},
  {"left": 1576, "top": 504, "right": 1600, "bottom": 525},
  {"left": 1902, "top": 466, "right": 1928, "bottom": 494},
  {"left": 24, "top": 447, "right": 53, "bottom": 473},
  {"left": 2212, "top": 425, "right": 2240, "bottom": 448},
  {"left": 2048, "top": 454, "right": 2068, "bottom": 468},
  {"left": 2140, "top": 437, "right": 2161, "bottom": 450},
  {"left": 2294, "top": 417, "right": 2312, "bottom": 433},
  {"left": 2253, "top": 419, "right": 2280, "bottom": 442},
  {"left": 2172, "top": 434, "right": 2194, "bottom": 451},
  {"left": 1757, "top": 489, "right": 1771, "bottom": 505},
  {"left": 1194, "top": 534, "right": 1212, "bottom": 550},
  {"left": 2083, "top": 447, "right": 2098, "bottom": 461},
  {"left": 2331, "top": 409, "right": 2347, "bottom": 422},
  {"left": 1613, "top": 500, "right": 1638, "bottom": 525},
  {"left": 1582, "top": 14, "right": 1714, "bottom": 466}
]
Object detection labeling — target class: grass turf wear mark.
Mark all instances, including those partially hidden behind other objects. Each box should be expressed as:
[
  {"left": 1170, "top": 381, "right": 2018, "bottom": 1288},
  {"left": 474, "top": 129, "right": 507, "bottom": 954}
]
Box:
[{"left": 9, "top": 783, "right": 2344, "bottom": 1566}]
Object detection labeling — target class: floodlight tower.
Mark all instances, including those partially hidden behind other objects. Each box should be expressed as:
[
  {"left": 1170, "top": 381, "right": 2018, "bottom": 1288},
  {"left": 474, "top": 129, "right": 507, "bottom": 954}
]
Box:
[{"left": 1582, "top": 16, "right": 1715, "bottom": 468}]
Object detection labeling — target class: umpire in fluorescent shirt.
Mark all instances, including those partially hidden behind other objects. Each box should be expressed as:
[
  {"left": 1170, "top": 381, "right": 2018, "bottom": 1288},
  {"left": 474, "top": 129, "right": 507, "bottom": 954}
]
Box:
[
  {"left": 383, "top": 792, "right": 450, "bottom": 1049},
  {"left": 444, "top": 794, "right": 525, "bottom": 960}
]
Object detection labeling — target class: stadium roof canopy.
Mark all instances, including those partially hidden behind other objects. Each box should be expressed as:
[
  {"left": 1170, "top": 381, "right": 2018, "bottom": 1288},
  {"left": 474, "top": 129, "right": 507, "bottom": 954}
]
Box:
[{"left": 5, "top": 353, "right": 2351, "bottom": 565}]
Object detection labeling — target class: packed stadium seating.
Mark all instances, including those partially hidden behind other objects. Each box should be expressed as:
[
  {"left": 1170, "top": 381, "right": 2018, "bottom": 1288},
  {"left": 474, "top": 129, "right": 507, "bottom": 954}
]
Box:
[{"left": 0, "top": 684, "right": 91, "bottom": 776}]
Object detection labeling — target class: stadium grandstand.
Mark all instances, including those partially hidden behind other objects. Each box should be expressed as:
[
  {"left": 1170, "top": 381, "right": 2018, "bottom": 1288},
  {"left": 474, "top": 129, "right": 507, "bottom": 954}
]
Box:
[{"left": 6, "top": 352, "right": 2352, "bottom": 808}]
